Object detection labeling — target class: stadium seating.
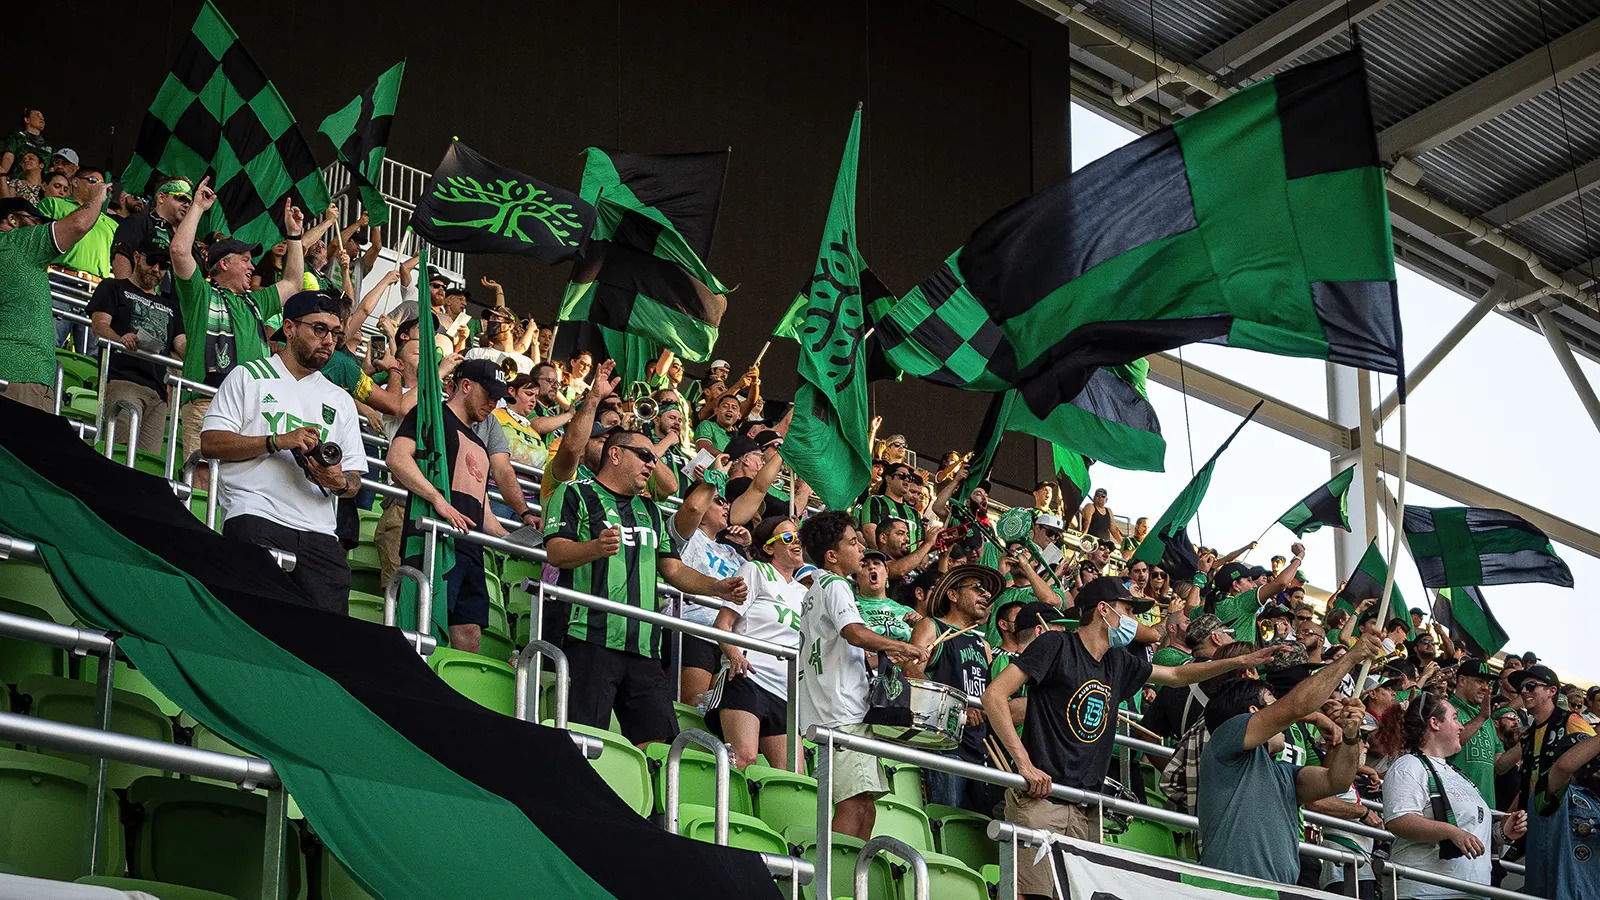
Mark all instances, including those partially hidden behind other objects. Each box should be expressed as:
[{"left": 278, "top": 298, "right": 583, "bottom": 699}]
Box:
[
  {"left": 347, "top": 590, "right": 386, "bottom": 624},
  {"left": 559, "top": 723, "right": 652, "bottom": 817},
  {"left": 794, "top": 831, "right": 895, "bottom": 900},
  {"left": 349, "top": 568, "right": 382, "bottom": 597},
  {"left": 642, "top": 741, "right": 753, "bottom": 816},
  {"left": 677, "top": 804, "right": 788, "bottom": 854},
  {"left": 62, "top": 387, "right": 98, "bottom": 423},
  {"left": 75, "top": 876, "right": 239, "bottom": 900},
  {"left": 882, "top": 761, "right": 922, "bottom": 807},
  {"left": 55, "top": 348, "right": 99, "bottom": 393},
  {"left": 428, "top": 647, "right": 515, "bottom": 715},
  {"left": 0, "top": 747, "right": 123, "bottom": 880},
  {"left": 17, "top": 674, "right": 175, "bottom": 789},
  {"left": 79, "top": 655, "right": 183, "bottom": 718},
  {"left": 673, "top": 701, "right": 708, "bottom": 735},
  {"left": 903, "top": 851, "right": 988, "bottom": 900},
  {"left": 0, "top": 598, "right": 68, "bottom": 687},
  {"left": 0, "top": 560, "right": 73, "bottom": 626},
  {"left": 125, "top": 775, "right": 304, "bottom": 900},
  {"left": 346, "top": 543, "right": 382, "bottom": 576},
  {"left": 747, "top": 765, "right": 818, "bottom": 840},
  {"left": 1104, "top": 816, "right": 1182, "bottom": 860},
  {"left": 871, "top": 795, "right": 934, "bottom": 853},
  {"left": 188, "top": 722, "right": 304, "bottom": 820},
  {"left": 923, "top": 804, "right": 997, "bottom": 870},
  {"left": 313, "top": 846, "right": 377, "bottom": 900}
]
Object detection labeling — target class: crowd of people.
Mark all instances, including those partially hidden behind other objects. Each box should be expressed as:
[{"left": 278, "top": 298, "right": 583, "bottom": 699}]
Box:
[{"left": 4, "top": 103, "right": 1598, "bottom": 900}]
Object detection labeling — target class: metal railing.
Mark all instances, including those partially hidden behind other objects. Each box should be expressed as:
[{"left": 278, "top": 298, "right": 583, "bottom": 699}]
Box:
[
  {"left": 321, "top": 157, "right": 464, "bottom": 275},
  {"left": 664, "top": 728, "right": 732, "bottom": 844}
]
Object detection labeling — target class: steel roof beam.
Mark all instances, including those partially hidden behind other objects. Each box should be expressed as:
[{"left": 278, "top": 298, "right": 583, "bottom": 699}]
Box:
[
  {"left": 1483, "top": 157, "right": 1600, "bottom": 227},
  {"left": 1378, "top": 16, "right": 1600, "bottom": 160},
  {"left": 1204, "top": 0, "right": 1397, "bottom": 83},
  {"left": 1563, "top": 254, "right": 1600, "bottom": 291}
]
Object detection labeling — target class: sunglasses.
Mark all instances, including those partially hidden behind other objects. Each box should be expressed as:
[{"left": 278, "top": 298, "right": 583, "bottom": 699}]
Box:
[
  {"left": 618, "top": 445, "right": 657, "bottom": 465},
  {"left": 1517, "top": 682, "right": 1553, "bottom": 693},
  {"left": 1294, "top": 614, "right": 1314, "bottom": 622},
  {"left": 887, "top": 473, "right": 909, "bottom": 481},
  {"left": 888, "top": 441, "right": 906, "bottom": 448},
  {"left": 765, "top": 530, "right": 799, "bottom": 547}
]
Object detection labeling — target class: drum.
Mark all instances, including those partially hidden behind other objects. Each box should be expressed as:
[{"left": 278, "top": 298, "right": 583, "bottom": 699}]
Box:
[{"left": 868, "top": 679, "right": 969, "bottom": 751}]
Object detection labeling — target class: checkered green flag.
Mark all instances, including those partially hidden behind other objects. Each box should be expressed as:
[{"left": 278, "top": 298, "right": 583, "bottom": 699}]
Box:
[
  {"left": 121, "top": 0, "right": 329, "bottom": 249},
  {"left": 319, "top": 60, "right": 404, "bottom": 227}
]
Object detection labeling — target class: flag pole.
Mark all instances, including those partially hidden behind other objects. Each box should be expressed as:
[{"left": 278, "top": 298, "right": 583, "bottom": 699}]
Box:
[
  {"left": 752, "top": 340, "right": 771, "bottom": 367},
  {"left": 1352, "top": 399, "right": 1409, "bottom": 693}
]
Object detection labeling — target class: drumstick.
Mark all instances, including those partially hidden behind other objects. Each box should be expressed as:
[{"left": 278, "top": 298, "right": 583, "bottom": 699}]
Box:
[
  {"left": 1119, "top": 712, "right": 1164, "bottom": 744},
  {"left": 985, "top": 734, "right": 1013, "bottom": 773},
  {"left": 931, "top": 621, "right": 983, "bottom": 648}
]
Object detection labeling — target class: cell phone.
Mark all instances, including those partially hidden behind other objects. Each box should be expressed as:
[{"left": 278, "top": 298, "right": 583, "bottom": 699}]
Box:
[{"left": 370, "top": 334, "right": 388, "bottom": 358}]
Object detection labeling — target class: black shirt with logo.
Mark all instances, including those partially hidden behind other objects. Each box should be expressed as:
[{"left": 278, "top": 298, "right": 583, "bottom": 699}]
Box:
[
  {"left": 1013, "top": 630, "right": 1152, "bottom": 791},
  {"left": 85, "top": 278, "right": 185, "bottom": 393},
  {"left": 928, "top": 619, "right": 991, "bottom": 762}
]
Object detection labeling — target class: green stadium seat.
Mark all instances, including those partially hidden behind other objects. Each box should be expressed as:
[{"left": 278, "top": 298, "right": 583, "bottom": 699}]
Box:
[
  {"left": 513, "top": 611, "right": 531, "bottom": 648},
  {"left": 347, "top": 591, "right": 386, "bottom": 624},
  {"left": 0, "top": 598, "right": 69, "bottom": 687},
  {"left": 871, "top": 795, "right": 933, "bottom": 853},
  {"left": 75, "top": 876, "right": 239, "bottom": 900},
  {"left": 500, "top": 559, "right": 542, "bottom": 614},
  {"left": 642, "top": 742, "right": 752, "bottom": 816},
  {"left": 17, "top": 674, "right": 175, "bottom": 789},
  {"left": 0, "top": 747, "right": 123, "bottom": 880},
  {"left": 349, "top": 569, "right": 382, "bottom": 597},
  {"left": 678, "top": 804, "right": 788, "bottom": 854},
  {"left": 316, "top": 847, "right": 376, "bottom": 900},
  {"left": 484, "top": 569, "right": 504, "bottom": 610},
  {"left": 89, "top": 443, "right": 169, "bottom": 477},
  {"left": 674, "top": 702, "right": 708, "bottom": 735},
  {"left": 556, "top": 722, "right": 653, "bottom": 817},
  {"left": 747, "top": 765, "right": 818, "bottom": 840},
  {"left": 924, "top": 804, "right": 997, "bottom": 870},
  {"left": 126, "top": 775, "right": 303, "bottom": 900},
  {"left": 187, "top": 723, "right": 303, "bottom": 820},
  {"left": 0, "top": 560, "right": 73, "bottom": 626},
  {"left": 1104, "top": 816, "right": 1180, "bottom": 859},
  {"left": 356, "top": 510, "right": 381, "bottom": 545},
  {"left": 901, "top": 851, "right": 988, "bottom": 900},
  {"left": 883, "top": 761, "right": 922, "bottom": 807},
  {"left": 428, "top": 647, "right": 515, "bottom": 715},
  {"left": 476, "top": 627, "right": 516, "bottom": 665},
  {"left": 79, "top": 655, "right": 182, "bottom": 718},
  {"left": 56, "top": 348, "right": 99, "bottom": 392},
  {"left": 796, "top": 831, "right": 895, "bottom": 900},
  {"left": 62, "top": 387, "right": 98, "bottom": 423},
  {"left": 347, "top": 543, "right": 381, "bottom": 573},
  {"left": 980, "top": 863, "right": 1000, "bottom": 888}
]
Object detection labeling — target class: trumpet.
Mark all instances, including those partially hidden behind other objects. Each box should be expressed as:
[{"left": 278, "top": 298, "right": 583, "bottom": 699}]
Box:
[{"left": 633, "top": 396, "right": 659, "bottom": 424}]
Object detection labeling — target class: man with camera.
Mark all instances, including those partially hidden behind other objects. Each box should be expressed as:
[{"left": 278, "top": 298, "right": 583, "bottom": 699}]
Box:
[{"left": 201, "top": 290, "right": 369, "bottom": 614}]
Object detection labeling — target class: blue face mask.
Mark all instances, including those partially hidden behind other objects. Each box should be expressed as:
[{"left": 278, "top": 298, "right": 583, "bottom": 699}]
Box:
[{"left": 1103, "top": 606, "right": 1139, "bottom": 649}]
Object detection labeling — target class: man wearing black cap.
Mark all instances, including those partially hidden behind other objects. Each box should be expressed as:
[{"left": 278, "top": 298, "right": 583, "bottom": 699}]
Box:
[
  {"left": 200, "top": 290, "right": 369, "bottom": 614},
  {"left": 171, "top": 177, "right": 305, "bottom": 486},
  {"left": 1509, "top": 665, "right": 1596, "bottom": 820},
  {"left": 1449, "top": 658, "right": 1514, "bottom": 805},
  {"left": 983, "top": 578, "right": 1286, "bottom": 897},
  {"left": 110, "top": 176, "right": 192, "bottom": 279},
  {"left": 88, "top": 239, "right": 186, "bottom": 452},
  {"left": 386, "top": 358, "right": 516, "bottom": 651},
  {"left": 1213, "top": 542, "right": 1305, "bottom": 647},
  {"left": 0, "top": 183, "right": 112, "bottom": 411}
]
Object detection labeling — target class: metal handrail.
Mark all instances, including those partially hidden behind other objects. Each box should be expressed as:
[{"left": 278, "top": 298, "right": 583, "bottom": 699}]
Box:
[
  {"left": 858, "top": 836, "right": 928, "bottom": 900},
  {"left": 664, "top": 728, "right": 731, "bottom": 845},
  {"left": 514, "top": 639, "right": 570, "bottom": 728},
  {"left": 0, "top": 710, "right": 279, "bottom": 788}
]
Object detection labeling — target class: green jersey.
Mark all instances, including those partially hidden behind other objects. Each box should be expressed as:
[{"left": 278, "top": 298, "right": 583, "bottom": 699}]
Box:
[
  {"left": 1213, "top": 586, "right": 1264, "bottom": 645},
  {"left": 865, "top": 494, "right": 923, "bottom": 545},
  {"left": 856, "top": 595, "right": 916, "bottom": 643},
  {"left": 546, "top": 477, "right": 676, "bottom": 659},
  {"left": 694, "top": 418, "right": 731, "bottom": 451},
  {"left": 1152, "top": 646, "right": 1194, "bottom": 667},
  {"left": 37, "top": 198, "right": 116, "bottom": 278},
  {"left": 1449, "top": 697, "right": 1503, "bottom": 805},
  {"left": 174, "top": 268, "right": 283, "bottom": 388},
  {"left": 0, "top": 222, "right": 62, "bottom": 385}
]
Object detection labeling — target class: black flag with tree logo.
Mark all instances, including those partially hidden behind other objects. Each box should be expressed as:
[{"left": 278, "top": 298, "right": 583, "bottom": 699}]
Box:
[{"left": 412, "top": 141, "right": 595, "bottom": 263}]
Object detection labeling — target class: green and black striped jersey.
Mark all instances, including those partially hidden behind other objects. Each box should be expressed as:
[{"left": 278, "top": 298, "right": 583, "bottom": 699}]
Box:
[
  {"left": 545, "top": 478, "right": 677, "bottom": 658},
  {"left": 865, "top": 494, "right": 924, "bottom": 545}
]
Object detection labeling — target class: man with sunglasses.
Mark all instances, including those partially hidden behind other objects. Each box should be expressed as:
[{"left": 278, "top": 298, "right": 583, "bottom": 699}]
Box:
[
  {"left": 1510, "top": 666, "right": 1596, "bottom": 831},
  {"left": 200, "top": 291, "right": 369, "bottom": 614},
  {"left": 863, "top": 461, "right": 923, "bottom": 550},
  {"left": 35, "top": 165, "right": 117, "bottom": 279},
  {"left": 88, "top": 238, "right": 186, "bottom": 452}
]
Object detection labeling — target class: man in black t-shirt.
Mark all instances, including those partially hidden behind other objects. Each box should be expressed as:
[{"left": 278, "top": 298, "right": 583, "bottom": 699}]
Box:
[
  {"left": 110, "top": 178, "right": 192, "bottom": 281},
  {"left": 87, "top": 240, "right": 185, "bottom": 453},
  {"left": 983, "top": 578, "right": 1283, "bottom": 899},
  {"left": 386, "top": 359, "right": 512, "bottom": 653}
]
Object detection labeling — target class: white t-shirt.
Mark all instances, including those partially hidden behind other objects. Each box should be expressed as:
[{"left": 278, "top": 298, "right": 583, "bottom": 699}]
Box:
[
  {"left": 677, "top": 529, "right": 745, "bottom": 626},
  {"left": 464, "top": 346, "right": 533, "bottom": 375},
  {"left": 720, "top": 560, "right": 805, "bottom": 699},
  {"left": 1382, "top": 753, "right": 1492, "bottom": 898},
  {"left": 798, "top": 572, "right": 870, "bottom": 731},
  {"left": 203, "top": 355, "right": 369, "bottom": 533}
]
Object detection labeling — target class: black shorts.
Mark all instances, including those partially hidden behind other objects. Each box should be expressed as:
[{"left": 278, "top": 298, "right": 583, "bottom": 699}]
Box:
[
  {"left": 445, "top": 550, "right": 490, "bottom": 628},
  {"left": 222, "top": 514, "right": 350, "bottom": 615},
  {"left": 565, "top": 639, "right": 679, "bottom": 744},
  {"left": 679, "top": 633, "right": 722, "bottom": 674},
  {"left": 707, "top": 673, "right": 787, "bottom": 739}
]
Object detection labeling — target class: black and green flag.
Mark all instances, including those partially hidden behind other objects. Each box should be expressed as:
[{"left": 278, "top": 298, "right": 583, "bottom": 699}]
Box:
[
  {"left": 1132, "top": 402, "right": 1261, "bottom": 583},
  {"left": 780, "top": 109, "right": 874, "bottom": 511},
  {"left": 1329, "top": 538, "right": 1405, "bottom": 619},
  {"left": 121, "top": 0, "right": 330, "bottom": 249},
  {"left": 1433, "top": 586, "right": 1509, "bottom": 658},
  {"left": 558, "top": 148, "right": 730, "bottom": 366},
  {"left": 396, "top": 247, "right": 452, "bottom": 640},
  {"left": 318, "top": 60, "right": 404, "bottom": 227},
  {"left": 412, "top": 141, "right": 594, "bottom": 263},
  {"left": 1403, "top": 505, "right": 1574, "bottom": 588},
  {"left": 1277, "top": 466, "right": 1355, "bottom": 536},
  {"left": 0, "top": 402, "right": 778, "bottom": 900},
  {"left": 871, "top": 51, "right": 1399, "bottom": 470}
]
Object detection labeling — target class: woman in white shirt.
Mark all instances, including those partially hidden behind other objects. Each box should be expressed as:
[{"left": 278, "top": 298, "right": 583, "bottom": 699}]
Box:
[
  {"left": 1382, "top": 691, "right": 1527, "bottom": 898},
  {"left": 707, "top": 516, "right": 806, "bottom": 770}
]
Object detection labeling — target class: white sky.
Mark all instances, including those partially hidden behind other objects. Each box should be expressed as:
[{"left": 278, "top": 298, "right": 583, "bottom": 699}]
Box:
[{"left": 1069, "top": 103, "right": 1600, "bottom": 684}]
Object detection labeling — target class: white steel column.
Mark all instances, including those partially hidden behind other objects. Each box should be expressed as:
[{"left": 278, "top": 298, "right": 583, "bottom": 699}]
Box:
[
  {"left": 1327, "top": 364, "right": 1377, "bottom": 578},
  {"left": 1536, "top": 311, "right": 1600, "bottom": 434}
]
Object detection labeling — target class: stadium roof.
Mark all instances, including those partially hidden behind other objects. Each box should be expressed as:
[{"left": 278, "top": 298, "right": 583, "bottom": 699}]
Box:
[{"left": 1018, "top": 0, "right": 1600, "bottom": 362}]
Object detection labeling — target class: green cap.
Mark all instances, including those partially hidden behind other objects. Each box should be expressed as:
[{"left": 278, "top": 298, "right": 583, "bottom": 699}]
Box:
[{"left": 157, "top": 178, "right": 193, "bottom": 198}]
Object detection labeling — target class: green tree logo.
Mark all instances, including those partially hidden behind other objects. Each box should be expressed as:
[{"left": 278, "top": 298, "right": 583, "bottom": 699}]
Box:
[
  {"left": 798, "top": 232, "right": 868, "bottom": 392},
  {"left": 428, "top": 176, "right": 585, "bottom": 246}
]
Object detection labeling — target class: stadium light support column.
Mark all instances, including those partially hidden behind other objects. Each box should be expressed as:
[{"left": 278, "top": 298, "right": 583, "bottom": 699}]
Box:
[
  {"left": 1327, "top": 364, "right": 1377, "bottom": 577},
  {"left": 1374, "top": 279, "right": 1510, "bottom": 425},
  {"left": 1537, "top": 311, "right": 1600, "bottom": 435}
]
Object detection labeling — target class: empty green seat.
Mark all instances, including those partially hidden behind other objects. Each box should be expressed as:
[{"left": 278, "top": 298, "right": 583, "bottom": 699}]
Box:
[
  {"left": 347, "top": 591, "right": 386, "bottom": 624},
  {"left": 476, "top": 627, "right": 516, "bottom": 665},
  {"left": 1104, "top": 816, "right": 1180, "bottom": 859},
  {"left": 0, "top": 598, "right": 68, "bottom": 686},
  {"left": 349, "top": 569, "right": 382, "bottom": 597},
  {"left": 748, "top": 765, "right": 818, "bottom": 839},
  {"left": 126, "top": 775, "right": 302, "bottom": 900},
  {"left": 62, "top": 387, "right": 98, "bottom": 423},
  {"left": 924, "top": 803, "right": 997, "bottom": 871},
  {"left": 500, "top": 559, "right": 543, "bottom": 613},
  {"left": 0, "top": 747, "right": 122, "bottom": 880},
  {"left": 484, "top": 569, "right": 504, "bottom": 610},
  {"left": 872, "top": 795, "right": 933, "bottom": 853},
  {"left": 0, "top": 560, "right": 73, "bottom": 626},
  {"left": 980, "top": 863, "right": 1000, "bottom": 888},
  {"left": 347, "top": 543, "right": 381, "bottom": 573},
  {"left": 56, "top": 348, "right": 99, "bottom": 391},
  {"left": 428, "top": 647, "right": 515, "bottom": 715},
  {"left": 17, "top": 673, "right": 175, "bottom": 789},
  {"left": 901, "top": 851, "right": 987, "bottom": 900},
  {"left": 356, "top": 511, "right": 381, "bottom": 545},
  {"left": 187, "top": 722, "right": 303, "bottom": 820},
  {"left": 796, "top": 831, "right": 895, "bottom": 900},
  {"left": 673, "top": 702, "right": 708, "bottom": 735},
  {"left": 316, "top": 848, "right": 376, "bottom": 900},
  {"left": 678, "top": 804, "right": 788, "bottom": 854},
  {"left": 75, "top": 876, "right": 238, "bottom": 900},
  {"left": 557, "top": 722, "right": 653, "bottom": 817},
  {"left": 883, "top": 761, "right": 922, "bottom": 807},
  {"left": 642, "top": 741, "right": 752, "bottom": 816},
  {"left": 80, "top": 654, "right": 182, "bottom": 718}
]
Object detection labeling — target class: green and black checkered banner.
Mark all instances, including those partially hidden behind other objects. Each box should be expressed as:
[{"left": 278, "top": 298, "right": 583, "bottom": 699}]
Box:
[
  {"left": 319, "top": 60, "right": 404, "bottom": 227},
  {"left": 1404, "top": 505, "right": 1573, "bottom": 589},
  {"left": 871, "top": 51, "right": 1400, "bottom": 471},
  {"left": 122, "top": 0, "right": 330, "bottom": 249}
]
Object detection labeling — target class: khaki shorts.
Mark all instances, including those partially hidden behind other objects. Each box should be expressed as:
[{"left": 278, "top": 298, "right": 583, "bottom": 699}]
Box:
[
  {"left": 103, "top": 380, "right": 170, "bottom": 456},
  {"left": 1005, "top": 788, "right": 1101, "bottom": 898},
  {"left": 828, "top": 723, "right": 889, "bottom": 802},
  {"left": 1, "top": 381, "right": 54, "bottom": 412},
  {"left": 180, "top": 396, "right": 212, "bottom": 466},
  {"left": 374, "top": 500, "right": 406, "bottom": 592}
]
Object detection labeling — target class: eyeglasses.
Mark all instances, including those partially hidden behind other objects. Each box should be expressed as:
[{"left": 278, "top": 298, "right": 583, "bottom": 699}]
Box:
[
  {"left": 1518, "top": 682, "right": 1553, "bottom": 694},
  {"left": 294, "top": 320, "right": 345, "bottom": 342},
  {"left": 618, "top": 445, "right": 656, "bottom": 466},
  {"left": 72, "top": 175, "right": 103, "bottom": 184},
  {"left": 765, "top": 530, "right": 799, "bottom": 548},
  {"left": 536, "top": 376, "right": 559, "bottom": 387}
]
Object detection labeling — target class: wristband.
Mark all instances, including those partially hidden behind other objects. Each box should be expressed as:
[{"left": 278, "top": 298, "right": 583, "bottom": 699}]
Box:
[
  {"left": 265, "top": 434, "right": 277, "bottom": 454},
  {"left": 285, "top": 234, "right": 303, "bottom": 240}
]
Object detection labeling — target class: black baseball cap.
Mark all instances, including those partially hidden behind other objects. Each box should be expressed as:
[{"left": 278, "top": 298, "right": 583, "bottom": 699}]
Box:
[
  {"left": 0, "top": 196, "right": 44, "bottom": 221},
  {"left": 454, "top": 358, "right": 511, "bottom": 401},
  {"left": 1457, "top": 658, "right": 1496, "bottom": 681},
  {"left": 268, "top": 290, "right": 340, "bottom": 341},
  {"left": 1507, "top": 664, "right": 1560, "bottom": 692},
  {"left": 861, "top": 550, "right": 888, "bottom": 563},
  {"left": 726, "top": 434, "right": 761, "bottom": 459},
  {"left": 134, "top": 238, "right": 169, "bottom": 264},
  {"left": 1073, "top": 576, "right": 1153, "bottom": 616},
  {"left": 1018, "top": 600, "right": 1074, "bottom": 630},
  {"left": 203, "top": 236, "right": 262, "bottom": 271},
  {"left": 1217, "top": 562, "right": 1253, "bottom": 586}
]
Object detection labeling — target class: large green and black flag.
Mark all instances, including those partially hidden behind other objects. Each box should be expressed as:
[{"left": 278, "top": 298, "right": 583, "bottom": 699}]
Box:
[
  {"left": 951, "top": 390, "right": 1095, "bottom": 507},
  {"left": 1277, "top": 466, "right": 1356, "bottom": 536},
  {"left": 0, "top": 400, "right": 779, "bottom": 899},
  {"left": 1132, "top": 402, "right": 1262, "bottom": 583},
  {"left": 1433, "top": 586, "right": 1510, "bottom": 658},
  {"left": 558, "top": 148, "right": 730, "bottom": 368},
  {"left": 871, "top": 51, "right": 1399, "bottom": 469},
  {"left": 318, "top": 60, "right": 405, "bottom": 227},
  {"left": 412, "top": 141, "right": 594, "bottom": 263},
  {"left": 1403, "top": 505, "right": 1574, "bottom": 588},
  {"left": 1329, "top": 538, "right": 1406, "bottom": 619},
  {"left": 780, "top": 108, "right": 874, "bottom": 510},
  {"left": 121, "top": 0, "right": 330, "bottom": 249},
  {"left": 396, "top": 247, "right": 452, "bottom": 640}
]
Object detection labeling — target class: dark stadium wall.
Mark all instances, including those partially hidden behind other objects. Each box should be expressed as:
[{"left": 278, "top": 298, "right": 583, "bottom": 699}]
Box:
[{"left": 16, "top": 0, "right": 1072, "bottom": 500}]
